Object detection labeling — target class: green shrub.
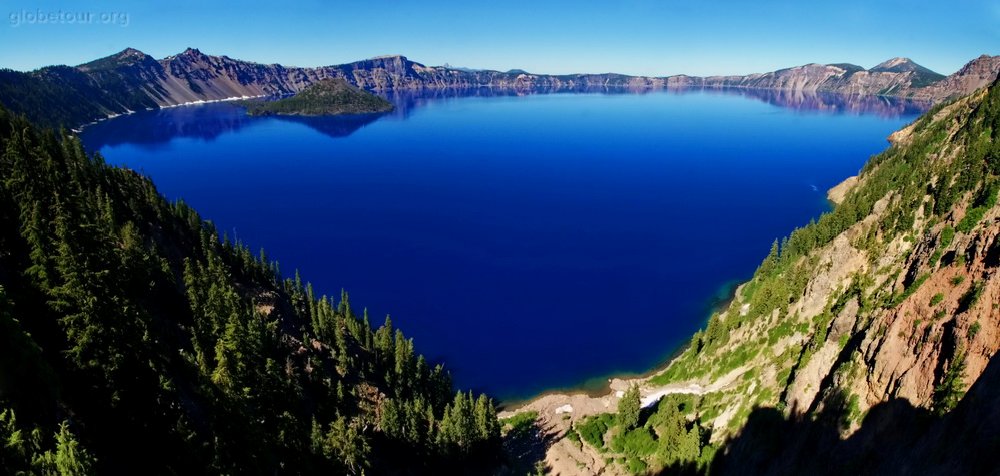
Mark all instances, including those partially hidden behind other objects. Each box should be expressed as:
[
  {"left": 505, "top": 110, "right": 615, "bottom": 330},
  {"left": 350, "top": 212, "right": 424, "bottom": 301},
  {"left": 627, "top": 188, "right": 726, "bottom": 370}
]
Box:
[
  {"left": 502, "top": 411, "right": 539, "bottom": 438},
  {"left": 577, "top": 414, "right": 614, "bottom": 450},
  {"left": 930, "top": 293, "right": 945, "bottom": 306},
  {"left": 956, "top": 184, "right": 996, "bottom": 233},
  {"left": 968, "top": 321, "right": 982, "bottom": 339},
  {"left": 958, "top": 282, "right": 984, "bottom": 313},
  {"left": 892, "top": 273, "right": 930, "bottom": 306},
  {"left": 930, "top": 250, "right": 943, "bottom": 266},
  {"left": 610, "top": 426, "right": 657, "bottom": 457},
  {"left": 775, "top": 367, "right": 792, "bottom": 387},
  {"left": 767, "top": 319, "right": 795, "bottom": 346},
  {"left": 939, "top": 226, "right": 955, "bottom": 248},
  {"left": 625, "top": 457, "right": 648, "bottom": 474},
  {"left": 957, "top": 207, "right": 986, "bottom": 232},
  {"left": 564, "top": 428, "right": 583, "bottom": 450}
]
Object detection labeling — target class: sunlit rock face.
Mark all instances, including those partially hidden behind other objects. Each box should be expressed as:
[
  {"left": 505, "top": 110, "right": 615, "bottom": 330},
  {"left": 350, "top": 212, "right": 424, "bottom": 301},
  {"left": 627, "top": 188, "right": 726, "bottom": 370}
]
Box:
[{"left": 2, "top": 48, "right": 996, "bottom": 128}]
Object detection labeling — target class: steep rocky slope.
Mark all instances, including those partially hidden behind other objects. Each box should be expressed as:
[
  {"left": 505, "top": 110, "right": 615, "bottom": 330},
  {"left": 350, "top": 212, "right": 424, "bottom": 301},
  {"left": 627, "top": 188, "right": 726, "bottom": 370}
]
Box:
[
  {"left": 909, "top": 54, "right": 1000, "bottom": 101},
  {"left": 503, "top": 77, "right": 1000, "bottom": 475},
  {"left": 684, "top": 58, "right": 945, "bottom": 97},
  {"left": 1, "top": 48, "right": 997, "bottom": 129},
  {"left": 675, "top": 79, "right": 1000, "bottom": 431}
]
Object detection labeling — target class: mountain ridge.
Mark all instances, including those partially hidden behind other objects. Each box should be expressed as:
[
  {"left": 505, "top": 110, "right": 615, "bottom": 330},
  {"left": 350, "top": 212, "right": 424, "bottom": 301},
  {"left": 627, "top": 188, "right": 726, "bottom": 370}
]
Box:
[{"left": 1, "top": 48, "right": 998, "bottom": 129}]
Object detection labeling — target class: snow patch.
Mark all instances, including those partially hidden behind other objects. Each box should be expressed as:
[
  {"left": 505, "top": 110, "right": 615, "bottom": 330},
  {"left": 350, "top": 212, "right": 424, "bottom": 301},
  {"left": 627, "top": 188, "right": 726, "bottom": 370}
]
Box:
[{"left": 161, "top": 94, "right": 267, "bottom": 109}]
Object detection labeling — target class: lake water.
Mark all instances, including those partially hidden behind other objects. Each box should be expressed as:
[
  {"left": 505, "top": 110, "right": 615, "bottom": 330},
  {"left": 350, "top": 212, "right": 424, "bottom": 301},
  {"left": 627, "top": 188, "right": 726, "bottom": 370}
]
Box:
[{"left": 80, "top": 88, "right": 926, "bottom": 401}]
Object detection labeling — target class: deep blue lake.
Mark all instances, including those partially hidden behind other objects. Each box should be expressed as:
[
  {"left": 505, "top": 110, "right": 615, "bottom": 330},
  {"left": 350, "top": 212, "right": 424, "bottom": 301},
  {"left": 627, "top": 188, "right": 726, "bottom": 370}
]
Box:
[{"left": 80, "top": 88, "right": 925, "bottom": 401}]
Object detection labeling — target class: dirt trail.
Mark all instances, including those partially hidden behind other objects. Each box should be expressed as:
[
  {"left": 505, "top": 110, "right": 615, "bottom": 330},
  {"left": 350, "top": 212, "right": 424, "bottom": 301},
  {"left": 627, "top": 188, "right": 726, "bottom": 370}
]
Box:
[
  {"left": 500, "top": 366, "right": 748, "bottom": 475},
  {"left": 500, "top": 365, "right": 746, "bottom": 420}
]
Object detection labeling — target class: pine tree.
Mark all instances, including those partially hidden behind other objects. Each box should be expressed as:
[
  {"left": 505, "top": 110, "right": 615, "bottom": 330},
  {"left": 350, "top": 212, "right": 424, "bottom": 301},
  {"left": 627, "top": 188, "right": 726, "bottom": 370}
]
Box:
[
  {"left": 323, "top": 416, "right": 370, "bottom": 475},
  {"left": 335, "top": 317, "right": 351, "bottom": 372},
  {"left": 474, "top": 394, "right": 500, "bottom": 443},
  {"left": 0, "top": 409, "right": 94, "bottom": 476},
  {"left": 618, "top": 384, "right": 641, "bottom": 430},
  {"left": 933, "top": 348, "right": 968, "bottom": 415},
  {"left": 394, "top": 330, "right": 414, "bottom": 392},
  {"left": 380, "top": 398, "right": 401, "bottom": 437},
  {"left": 440, "top": 391, "right": 476, "bottom": 451},
  {"left": 758, "top": 238, "right": 780, "bottom": 275},
  {"left": 32, "top": 422, "right": 96, "bottom": 476},
  {"left": 375, "top": 315, "right": 394, "bottom": 365},
  {"left": 361, "top": 309, "right": 373, "bottom": 350},
  {"left": 22, "top": 200, "right": 52, "bottom": 288},
  {"left": 309, "top": 418, "right": 324, "bottom": 455}
]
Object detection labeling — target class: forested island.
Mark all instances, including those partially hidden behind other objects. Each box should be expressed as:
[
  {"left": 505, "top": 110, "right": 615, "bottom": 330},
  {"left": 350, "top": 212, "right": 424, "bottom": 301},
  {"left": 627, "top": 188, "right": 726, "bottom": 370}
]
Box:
[{"left": 244, "top": 78, "right": 394, "bottom": 116}]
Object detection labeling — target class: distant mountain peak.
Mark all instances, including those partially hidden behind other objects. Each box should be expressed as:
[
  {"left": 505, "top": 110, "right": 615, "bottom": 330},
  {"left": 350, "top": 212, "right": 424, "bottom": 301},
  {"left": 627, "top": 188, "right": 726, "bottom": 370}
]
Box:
[
  {"left": 875, "top": 57, "right": 915, "bottom": 68},
  {"left": 965, "top": 54, "right": 1000, "bottom": 67},
  {"left": 870, "top": 57, "right": 938, "bottom": 74},
  {"left": 868, "top": 57, "right": 945, "bottom": 86},
  {"left": 77, "top": 47, "right": 153, "bottom": 71},
  {"left": 118, "top": 47, "right": 147, "bottom": 58}
]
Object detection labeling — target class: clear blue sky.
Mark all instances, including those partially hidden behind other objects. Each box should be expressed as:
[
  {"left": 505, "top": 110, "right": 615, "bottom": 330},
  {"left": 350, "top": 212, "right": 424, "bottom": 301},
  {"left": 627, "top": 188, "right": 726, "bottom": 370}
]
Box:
[{"left": 1, "top": 0, "right": 997, "bottom": 76}]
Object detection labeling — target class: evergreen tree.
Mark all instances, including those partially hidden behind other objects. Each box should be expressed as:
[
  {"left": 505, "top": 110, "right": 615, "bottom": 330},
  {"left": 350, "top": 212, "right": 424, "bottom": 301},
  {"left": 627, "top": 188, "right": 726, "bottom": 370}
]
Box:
[
  {"left": 32, "top": 422, "right": 96, "bottom": 476},
  {"left": 474, "top": 394, "right": 500, "bottom": 443},
  {"left": 933, "top": 348, "right": 968, "bottom": 415},
  {"left": 323, "top": 416, "right": 370, "bottom": 475},
  {"left": 618, "top": 384, "right": 641, "bottom": 430}
]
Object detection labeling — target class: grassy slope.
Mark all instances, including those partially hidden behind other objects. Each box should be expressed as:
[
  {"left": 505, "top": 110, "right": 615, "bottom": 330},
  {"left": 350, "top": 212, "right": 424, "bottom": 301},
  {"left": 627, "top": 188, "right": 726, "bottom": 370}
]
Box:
[
  {"left": 566, "top": 78, "right": 1000, "bottom": 474},
  {"left": 659, "top": 79, "right": 999, "bottom": 426}
]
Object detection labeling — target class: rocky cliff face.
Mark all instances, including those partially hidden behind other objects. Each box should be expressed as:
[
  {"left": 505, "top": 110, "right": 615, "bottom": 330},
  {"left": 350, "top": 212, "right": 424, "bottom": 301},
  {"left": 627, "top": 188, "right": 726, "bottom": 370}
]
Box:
[
  {"left": 137, "top": 50, "right": 987, "bottom": 103},
  {"left": 676, "top": 61, "right": 936, "bottom": 97},
  {"left": 2, "top": 48, "right": 997, "bottom": 129},
  {"left": 908, "top": 54, "right": 1000, "bottom": 102}
]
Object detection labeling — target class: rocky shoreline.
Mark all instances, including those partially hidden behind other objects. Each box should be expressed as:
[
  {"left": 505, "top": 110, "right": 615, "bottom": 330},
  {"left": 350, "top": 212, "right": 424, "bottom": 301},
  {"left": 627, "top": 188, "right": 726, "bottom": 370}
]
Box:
[{"left": 4, "top": 48, "right": 998, "bottom": 129}]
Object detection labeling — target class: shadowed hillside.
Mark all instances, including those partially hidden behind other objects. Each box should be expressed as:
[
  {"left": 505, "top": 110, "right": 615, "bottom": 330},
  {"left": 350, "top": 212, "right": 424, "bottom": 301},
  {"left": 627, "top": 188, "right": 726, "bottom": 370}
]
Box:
[
  {"left": 0, "top": 106, "right": 503, "bottom": 474},
  {"left": 653, "top": 349, "right": 1000, "bottom": 475}
]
